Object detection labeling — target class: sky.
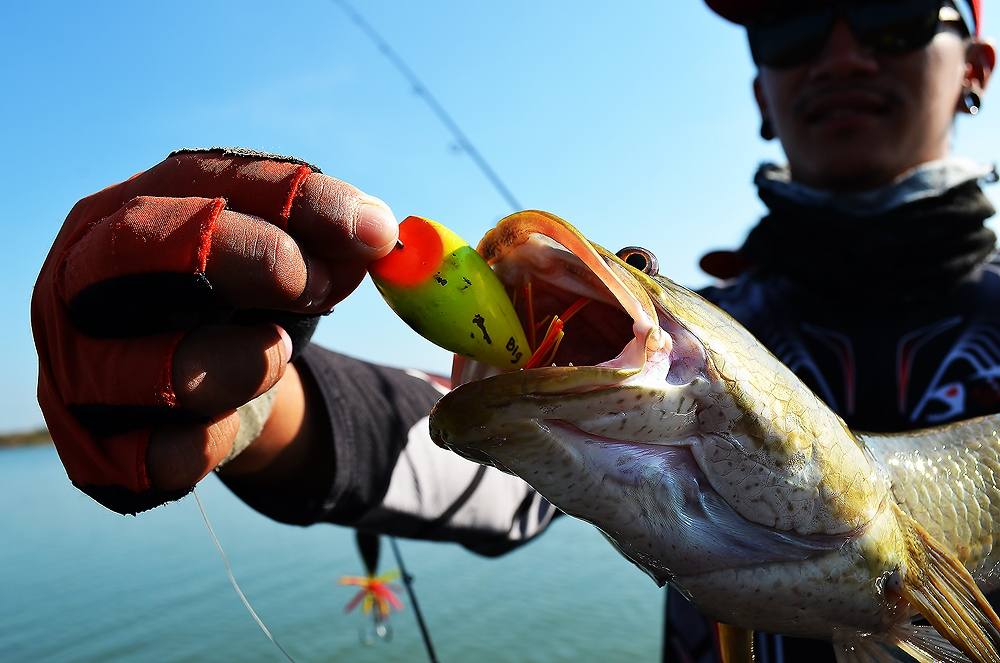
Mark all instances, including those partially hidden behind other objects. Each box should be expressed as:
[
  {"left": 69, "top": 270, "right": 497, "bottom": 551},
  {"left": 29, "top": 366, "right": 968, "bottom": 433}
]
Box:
[{"left": 3, "top": 0, "right": 1000, "bottom": 433}]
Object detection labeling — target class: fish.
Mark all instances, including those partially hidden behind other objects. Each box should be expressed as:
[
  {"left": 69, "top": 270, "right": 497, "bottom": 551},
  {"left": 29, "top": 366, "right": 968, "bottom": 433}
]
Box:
[{"left": 427, "top": 210, "right": 1000, "bottom": 663}]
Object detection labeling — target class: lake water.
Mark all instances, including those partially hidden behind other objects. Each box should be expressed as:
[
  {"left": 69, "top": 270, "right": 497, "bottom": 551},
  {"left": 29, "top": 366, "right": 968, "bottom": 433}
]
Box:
[{"left": 1, "top": 445, "right": 667, "bottom": 662}]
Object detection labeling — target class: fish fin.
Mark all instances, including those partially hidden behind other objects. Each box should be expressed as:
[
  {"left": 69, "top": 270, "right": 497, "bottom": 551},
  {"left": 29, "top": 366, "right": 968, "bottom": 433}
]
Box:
[
  {"left": 831, "top": 634, "right": 900, "bottom": 663},
  {"left": 892, "top": 623, "right": 972, "bottom": 662},
  {"left": 835, "top": 611, "right": 980, "bottom": 662},
  {"left": 713, "top": 622, "right": 754, "bottom": 663},
  {"left": 894, "top": 503, "right": 1000, "bottom": 663}
]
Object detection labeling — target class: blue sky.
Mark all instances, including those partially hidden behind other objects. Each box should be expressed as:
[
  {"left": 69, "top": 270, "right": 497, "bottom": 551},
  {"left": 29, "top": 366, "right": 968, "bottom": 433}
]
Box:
[{"left": 3, "top": 1, "right": 1000, "bottom": 433}]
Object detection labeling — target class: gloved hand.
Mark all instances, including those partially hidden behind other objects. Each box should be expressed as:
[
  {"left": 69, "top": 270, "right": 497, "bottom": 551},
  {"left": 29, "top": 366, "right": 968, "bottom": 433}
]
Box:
[{"left": 31, "top": 148, "right": 398, "bottom": 514}]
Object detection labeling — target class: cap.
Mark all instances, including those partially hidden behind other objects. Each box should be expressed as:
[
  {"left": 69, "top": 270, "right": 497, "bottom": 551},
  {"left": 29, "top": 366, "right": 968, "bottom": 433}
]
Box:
[{"left": 705, "top": 0, "right": 982, "bottom": 35}]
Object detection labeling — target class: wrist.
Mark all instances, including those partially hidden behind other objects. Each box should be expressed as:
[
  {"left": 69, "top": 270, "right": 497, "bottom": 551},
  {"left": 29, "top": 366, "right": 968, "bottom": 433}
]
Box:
[
  {"left": 217, "top": 361, "right": 310, "bottom": 479},
  {"left": 216, "top": 354, "right": 336, "bottom": 520}
]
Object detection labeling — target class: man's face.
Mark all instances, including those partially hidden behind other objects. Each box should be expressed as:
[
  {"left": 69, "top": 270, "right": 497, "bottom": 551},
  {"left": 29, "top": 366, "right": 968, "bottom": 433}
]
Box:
[{"left": 755, "top": 19, "right": 971, "bottom": 190}]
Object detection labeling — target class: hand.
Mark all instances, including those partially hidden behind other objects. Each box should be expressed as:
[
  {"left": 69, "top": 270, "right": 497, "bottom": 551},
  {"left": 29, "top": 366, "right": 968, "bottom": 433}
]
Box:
[{"left": 31, "top": 148, "right": 398, "bottom": 513}]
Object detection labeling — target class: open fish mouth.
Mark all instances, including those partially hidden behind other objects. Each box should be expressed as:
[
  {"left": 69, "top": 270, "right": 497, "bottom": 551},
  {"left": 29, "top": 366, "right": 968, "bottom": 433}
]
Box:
[
  {"left": 427, "top": 212, "right": 725, "bottom": 581},
  {"left": 448, "top": 210, "right": 672, "bottom": 387},
  {"left": 432, "top": 210, "right": 713, "bottom": 462},
  {"left": 431, "top": 212, "right": 704, "bottom": 462}
]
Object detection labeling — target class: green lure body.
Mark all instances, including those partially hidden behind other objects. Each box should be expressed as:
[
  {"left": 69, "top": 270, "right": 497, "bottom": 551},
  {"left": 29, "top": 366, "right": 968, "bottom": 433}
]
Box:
[{"left": 369, "top": 216, "right": 530, "bottom": 369}]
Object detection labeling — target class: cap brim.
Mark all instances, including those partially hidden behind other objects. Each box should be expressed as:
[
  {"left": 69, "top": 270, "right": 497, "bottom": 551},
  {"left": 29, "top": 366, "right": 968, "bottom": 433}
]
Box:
[
  {"left": 705, "top": 0, "right": 980, "bottom": 34},
  {"left": 704, "top": 0, "right": 776, "bottom": 24}
]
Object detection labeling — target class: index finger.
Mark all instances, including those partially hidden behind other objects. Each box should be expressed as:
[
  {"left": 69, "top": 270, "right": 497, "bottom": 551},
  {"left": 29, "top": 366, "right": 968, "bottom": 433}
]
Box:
[{"left": 113, "top": 149, "right": 399, "bottom": 261}]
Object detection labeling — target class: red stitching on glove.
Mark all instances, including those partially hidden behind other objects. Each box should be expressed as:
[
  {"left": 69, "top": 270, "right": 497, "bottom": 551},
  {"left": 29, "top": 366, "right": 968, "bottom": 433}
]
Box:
[
  {"left": 281, "top": 165, "right": 312, "bottom": 225},
  {"left": 196, "top": 197, "right": 226, "bottom": 273}
]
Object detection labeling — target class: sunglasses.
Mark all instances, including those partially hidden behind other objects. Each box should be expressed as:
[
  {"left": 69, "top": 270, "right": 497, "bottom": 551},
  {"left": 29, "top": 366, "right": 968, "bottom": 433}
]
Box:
[{"left": 748, "top": 0, "right": 969, "bottom": 69}]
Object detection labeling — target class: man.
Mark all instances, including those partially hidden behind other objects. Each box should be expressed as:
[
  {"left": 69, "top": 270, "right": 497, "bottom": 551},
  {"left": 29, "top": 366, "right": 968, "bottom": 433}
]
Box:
[
  {"left": 30, "top": 0, "right": 998, "bottom": 660},
  {"left": 670, "top": 1, "right": 997, "bottom": 660}
]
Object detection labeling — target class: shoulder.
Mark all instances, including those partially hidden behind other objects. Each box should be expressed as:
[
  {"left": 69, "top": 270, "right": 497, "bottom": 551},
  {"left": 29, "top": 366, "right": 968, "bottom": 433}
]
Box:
[
  {"left": 973, "top": 250, "right": 1000, "bottom": 289},
  {"left": 697, "top": 272, "right": 790, "bottom": 330},
  {"left": 958, "top": 250, "right": 1000, "bottom": 317}
]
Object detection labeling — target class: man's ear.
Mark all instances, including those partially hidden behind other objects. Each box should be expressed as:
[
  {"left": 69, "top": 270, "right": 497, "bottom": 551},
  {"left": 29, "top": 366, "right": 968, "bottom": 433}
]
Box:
[
  {"left": 960, "top": 39, "right": 996, "bottom": 114},
  {"left": 753, "top": 75, "right": 775, "bottom": 140}
]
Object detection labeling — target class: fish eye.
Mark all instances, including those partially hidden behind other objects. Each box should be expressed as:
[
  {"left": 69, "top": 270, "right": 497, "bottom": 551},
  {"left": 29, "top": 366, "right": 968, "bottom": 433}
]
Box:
[{"left": 615, "top": 246, "right": 659, "bottom": 276}]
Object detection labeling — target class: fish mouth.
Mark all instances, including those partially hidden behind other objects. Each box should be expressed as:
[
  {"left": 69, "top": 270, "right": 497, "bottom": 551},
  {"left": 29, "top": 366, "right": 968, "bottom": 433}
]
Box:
[
  {"left": 430, "top": 210, "right": 709, "bottom": 467},
  {"left": 448, "top": 210, "right": 670, "bottom": 388}
]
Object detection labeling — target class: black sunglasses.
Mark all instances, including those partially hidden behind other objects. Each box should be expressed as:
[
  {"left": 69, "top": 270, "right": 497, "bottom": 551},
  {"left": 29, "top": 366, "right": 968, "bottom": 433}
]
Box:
[{"left": 748, "top": 0, "right": 969, "bottom": 69}]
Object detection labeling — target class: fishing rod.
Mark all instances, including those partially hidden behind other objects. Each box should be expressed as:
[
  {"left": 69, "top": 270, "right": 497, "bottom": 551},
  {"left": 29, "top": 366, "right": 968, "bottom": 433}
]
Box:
[
  {"left": 389, "top": 537, "right": 439, "bottom": 663},
  {"left": 330, "top": 0, "right": 523, "bottom": 213}
]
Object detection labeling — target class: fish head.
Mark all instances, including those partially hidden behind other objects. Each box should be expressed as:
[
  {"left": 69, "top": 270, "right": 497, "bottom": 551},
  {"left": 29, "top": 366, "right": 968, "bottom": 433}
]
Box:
[{"left": 430, "top": 211, "right": 885, "bottom": 587}]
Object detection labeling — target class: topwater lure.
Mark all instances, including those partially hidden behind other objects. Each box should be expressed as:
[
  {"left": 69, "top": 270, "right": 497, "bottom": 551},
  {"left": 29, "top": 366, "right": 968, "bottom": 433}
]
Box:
[
  {"left": 369, "top": 215, "right": 531, "bottom": 369},
  {"left": 369, "top": 215, "right": 592, "bottom": 372}
]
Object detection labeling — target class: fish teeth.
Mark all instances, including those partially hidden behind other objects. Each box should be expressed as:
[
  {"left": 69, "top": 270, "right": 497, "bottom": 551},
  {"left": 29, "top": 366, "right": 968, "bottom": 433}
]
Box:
[{"left": 689, "top": 376, "right": 711, "bottom": 397}]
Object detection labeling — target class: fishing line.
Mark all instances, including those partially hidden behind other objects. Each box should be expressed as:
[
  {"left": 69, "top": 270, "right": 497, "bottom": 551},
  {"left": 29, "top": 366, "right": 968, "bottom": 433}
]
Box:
[
  {"left": 193, "top": 488, "right": 297, "bottom": 663},
  {"left": 329, "top": 0, "right": 523, "bottom": 213}
]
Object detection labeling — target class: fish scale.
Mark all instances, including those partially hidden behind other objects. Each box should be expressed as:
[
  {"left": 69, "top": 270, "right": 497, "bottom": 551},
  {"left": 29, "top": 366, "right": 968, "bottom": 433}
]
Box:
[{"left": 866, "top": 419, "right": 1000, "bottom": 582}]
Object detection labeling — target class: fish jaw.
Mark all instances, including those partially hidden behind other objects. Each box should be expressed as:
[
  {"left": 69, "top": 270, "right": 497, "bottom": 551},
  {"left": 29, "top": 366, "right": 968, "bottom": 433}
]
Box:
[
  {"left": 435, "top": 209, "right": 687, "bottom": 476},
  {"left": 476, "top": 210, "right": 666, "bottom": 361}
]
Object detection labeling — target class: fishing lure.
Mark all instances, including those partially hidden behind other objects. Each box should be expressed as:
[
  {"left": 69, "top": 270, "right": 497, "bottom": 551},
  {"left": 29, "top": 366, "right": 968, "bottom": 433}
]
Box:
[
  {"left": 340, "top": 570, "right": 403, "bottom": 644},
  {"left": 369, "top": 215, "right": 531, "bottom": 369},
  {"left": 370, "top": 214, "right": 593, "bottom": 372},
  {"left": 339, "top": 532, "right": 405, "bottom": 647},
  {"left": 340, "top": 571, "right": 403, "bottom": 619}
]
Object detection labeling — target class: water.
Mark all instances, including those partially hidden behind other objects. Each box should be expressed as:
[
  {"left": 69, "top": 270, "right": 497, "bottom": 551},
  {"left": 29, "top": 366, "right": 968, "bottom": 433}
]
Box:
[{"left": 1, "top": 446, "right": 666, "bottom": 662}]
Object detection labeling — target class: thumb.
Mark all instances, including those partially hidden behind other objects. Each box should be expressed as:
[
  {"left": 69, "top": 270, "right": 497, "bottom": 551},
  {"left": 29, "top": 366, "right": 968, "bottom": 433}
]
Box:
[{"left": 355, "top": 195, "right": 400, "bottom": 259}]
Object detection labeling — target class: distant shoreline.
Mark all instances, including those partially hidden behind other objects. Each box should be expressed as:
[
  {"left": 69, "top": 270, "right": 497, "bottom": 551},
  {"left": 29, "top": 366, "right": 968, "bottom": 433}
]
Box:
[{"left": 0, "top": 428, "right": 51, "bottom": 448}]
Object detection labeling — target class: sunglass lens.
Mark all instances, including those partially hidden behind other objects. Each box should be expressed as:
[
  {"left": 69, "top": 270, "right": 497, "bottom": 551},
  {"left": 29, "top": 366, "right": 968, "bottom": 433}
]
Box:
[
  {"left": 850, "top": 0, "right": 941, "bottom": 54},
  {"left": 749, "top": 10, "right": 833, "bottom": 68}
]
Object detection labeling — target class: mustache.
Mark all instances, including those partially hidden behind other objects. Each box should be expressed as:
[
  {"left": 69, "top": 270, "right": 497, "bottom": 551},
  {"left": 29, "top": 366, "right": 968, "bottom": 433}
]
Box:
[{"left": 793, "top": 83, "right": 901, "bottom": 120}]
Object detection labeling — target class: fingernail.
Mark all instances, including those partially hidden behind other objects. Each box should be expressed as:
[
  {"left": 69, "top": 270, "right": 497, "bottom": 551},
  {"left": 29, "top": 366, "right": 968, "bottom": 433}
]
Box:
[
  {"left": 276, "top": 325, "right": 293, "bottom": 363},
  {"left": 301, "top": 257, "right": 333, "bottom": 311},
  {"left": 356, "top": 199, "right": 398, "bottom": 250}
]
